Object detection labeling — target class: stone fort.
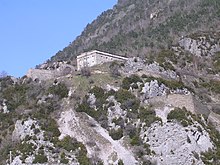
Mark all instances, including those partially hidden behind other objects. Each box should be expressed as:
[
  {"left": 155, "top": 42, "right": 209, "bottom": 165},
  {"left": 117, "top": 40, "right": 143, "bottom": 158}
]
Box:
[{"left": 76, "top": 50, "right": 128, "bottom": 70}]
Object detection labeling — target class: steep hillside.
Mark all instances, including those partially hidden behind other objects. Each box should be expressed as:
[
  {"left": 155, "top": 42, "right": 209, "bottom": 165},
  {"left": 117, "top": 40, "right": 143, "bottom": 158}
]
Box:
[
  {"left": 1, "top": 0, "right": 220, "bottom": 164},
  {"left": 0, "top": 58, "right": 220, "bottom": 165},
  {"left": 51, "top": 0, "right": 220, "bottom": 62}
]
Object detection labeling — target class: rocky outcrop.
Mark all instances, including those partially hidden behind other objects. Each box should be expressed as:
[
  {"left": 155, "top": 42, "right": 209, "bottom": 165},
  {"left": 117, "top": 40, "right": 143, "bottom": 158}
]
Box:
[
  {"left": 12, "top": 118, "right": 38, "bottom": 142},
  {"left": 141, "top": 80, "right": 168, "bottom": 99},
  {"left": 141, "top": 121, "right": 213, "bottom": 165},
  {"left": 178, "top": 34, "right": 220, "bottom": 57},
  {"left": 122, "top": 58, "right": 178, "bottom": 79},
  {"left": 107, "top": 96, "right": 127, "bottom": 129}
]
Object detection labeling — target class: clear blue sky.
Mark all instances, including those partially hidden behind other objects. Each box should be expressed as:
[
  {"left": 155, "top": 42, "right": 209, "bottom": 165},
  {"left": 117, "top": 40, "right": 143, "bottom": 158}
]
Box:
[{"left": 0, "top": 0, "right": 117, "bottom": 77}]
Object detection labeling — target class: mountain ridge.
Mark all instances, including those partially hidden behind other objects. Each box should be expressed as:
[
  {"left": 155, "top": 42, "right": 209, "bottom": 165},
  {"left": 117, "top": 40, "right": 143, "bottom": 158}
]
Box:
[{"left": 50, "top": 0, "right": 220, "bottom": 63}]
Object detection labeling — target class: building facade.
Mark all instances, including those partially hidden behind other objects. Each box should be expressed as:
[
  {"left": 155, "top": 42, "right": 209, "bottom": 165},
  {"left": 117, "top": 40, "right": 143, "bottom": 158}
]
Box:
[{"left": 76, "top": 50, "right": 128, "bottom": 70}]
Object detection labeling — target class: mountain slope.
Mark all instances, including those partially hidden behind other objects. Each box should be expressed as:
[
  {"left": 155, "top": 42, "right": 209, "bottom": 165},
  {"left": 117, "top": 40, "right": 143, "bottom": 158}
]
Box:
[
  {"left": 50, "top": 0, "right": 220, "bottom": 62},
  {"left": 1, "top": 0, "right": 220, "bottom": 164}
]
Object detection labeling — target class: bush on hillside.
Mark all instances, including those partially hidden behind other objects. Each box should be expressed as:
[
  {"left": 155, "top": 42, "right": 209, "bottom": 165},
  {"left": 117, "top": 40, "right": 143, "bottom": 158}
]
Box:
[
  {"left": 81, "top": 67, "right": 91, "bottom": 77},
  {"left": 142, "top": 75, "right": 185, "bottom": 90},
  {"left": 109, "top": 128, "right": 123, "bottom": 140},
  {"left": 138, "top": 106, "right": 161, "bottom": 127},
  {"left": 48, "top": 83, "right": 68, "bottom": 99},
  {"left": 122, "top": 75, "right": 143, "bottom": 90},
  {"left": 3, "top": 84, "right": 28, "bottom": 110},
  {"left": 60, "top": 152, "right": 69, "bottom": 164},
  {"left": 41, "top": 117, "right": 61, "bottom": 141},
  {"left": 109, "top": 61, "right": 121, "bottom": 78},
  {"left": 115, "top": 89, "right": 140, "bottom": 111},
  {"left": 33, "top": 154, "right": 48, "bottom": 163},
  {"left": 167, "top": 107, "right": 193, "bottom": 127},
  {"left": 89, "top": 86, "right": 105, "bottom": 99}
]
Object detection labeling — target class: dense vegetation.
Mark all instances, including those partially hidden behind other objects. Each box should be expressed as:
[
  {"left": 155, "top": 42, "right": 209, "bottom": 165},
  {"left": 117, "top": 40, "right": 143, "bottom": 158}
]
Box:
[{"left": 50, "top": 0, "right": 220, "bottom": 63}]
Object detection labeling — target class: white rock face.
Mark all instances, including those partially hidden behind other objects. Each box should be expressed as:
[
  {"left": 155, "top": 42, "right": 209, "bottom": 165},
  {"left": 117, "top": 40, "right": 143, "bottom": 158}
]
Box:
[
  {"left": 58, "top": 109, "right": 138, "bottom": 165},
  {"left": 140, "top": 120, "right": 213, "bottom": 165},
  {"left": 10, "top": 156, "right": 22, "bottom": 165},
  {"left": 107, "top": 96, "right": 127, "bottom": 128},
  {"left": 155, "top": 106, "right": 173, "bottom": 123},
  {"left": 87, "top": 93, "right": 96, "bottom": 108},
  {"left": 2, "top": 99, "right": 9, "bottom": 113},
  {"left": 12, "top": 118, "right": 41, "bottom": 141},
  {"left": 142, "top": 80, "right": 168, "bottom": 99},
  {"left": 179, "top": 37, "right": 220, "bottom": 56},
  {"left": 123, "top": 59, "right": 177, "bottom": 79},
  {"left": 105, "top": 84, "right": 120, "bottom": 92}
]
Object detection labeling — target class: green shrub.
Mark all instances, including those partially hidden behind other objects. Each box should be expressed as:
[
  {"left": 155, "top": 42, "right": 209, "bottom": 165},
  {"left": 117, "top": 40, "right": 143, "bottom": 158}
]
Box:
[
  {"left": 77, "top": 154, "right": 90, "bottom": 165},
  {"left": 76, "top": 101, "right": 91, "bottom": 113},
  {"left": 112, "top": 117, "right": 124, "bottom": 128},
  {"left": 48, "top": 83, "right": 68, "bottom": 99},
  {"left": 115, "top": 89, "right": 135, "bottom": 102},
  {"left": 89, "top": 86, "right": 105, "bottom": 99},
  {"left": 160, "top": 61, "right": 175, "bottom": 71},
  {"left": 0, "top": 76, "right": 14, "bottom": 90},
  {"left": 138, "top": 106, "right": 161, "bottom": 127},
  {"left": 156, "top": 50, "right": 177, "bottom": 65},
  {"left": 76, "top": 142, "right": 90, "bottom": 165},
  {"left": 115, "top": 89, "right": 140, "bottom": 111},
  {"left": 118, "top": 159, "right": 124, "bottom": 165},
  {"left": 18, "top": 142, "right": 34, "bottom": 155},
  {"left": 143, "top": 76, "right": 185, "bottom": 90},
  {"left": 3, "top": 84, "right": 28, "bottom": 110},
  {"left": 58, "top": 134, "right": 89, "bottom": 164},
  {"left": 58, "top": 136, "right": 78, "bottom": 152},
  {"left": 60, "top": 152, "right": 69, "bottom": 164},
  {"left": 0, "top": 113, "right": 15, "bottom": 130},
  {"left": 167, "top": 107, "right": 193, "bottom": 127},
  {"left": 76, "top": 100, "right": 108, "bottom": 124},
  {"left": 122, "top": 75, "right": 143, "bottom": 90},
  {"left": 33, "top": 154, "right": 48, "bottom": 163},
  {"left": 201, "top": 80, "right": 220, "bottom": 94},
  {"left": 130, "top": 135, "right": 141, "bottom": 146},
  {"left": 109, "top": 128, "right": 123, "bottom": 140},
  {"left": 41, "top": 118, "right": 61, "bottom": 139}
]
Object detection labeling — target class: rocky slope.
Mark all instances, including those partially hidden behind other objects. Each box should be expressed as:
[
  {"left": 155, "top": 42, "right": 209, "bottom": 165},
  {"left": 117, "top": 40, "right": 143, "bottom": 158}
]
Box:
[
  {"left": 0, "top": 0, "right": 220, "bottom": 164},
  {"left": 0, "top": 54, "right": 220, "bottom": 164}
]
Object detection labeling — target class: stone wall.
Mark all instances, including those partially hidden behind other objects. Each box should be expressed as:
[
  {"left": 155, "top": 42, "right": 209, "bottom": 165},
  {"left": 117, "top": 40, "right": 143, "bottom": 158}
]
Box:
[
  {"left": 26, "top": 69, "right": 55, "bottom": 81},
  {"left": 149, "top": 94, "right": 196, "bottom": 114},
  {"left": 26, "top": 63, "right": 75, "bottom": 81},
  {"left": 149, "top": 93, "right": 210, "bottom": 115}
]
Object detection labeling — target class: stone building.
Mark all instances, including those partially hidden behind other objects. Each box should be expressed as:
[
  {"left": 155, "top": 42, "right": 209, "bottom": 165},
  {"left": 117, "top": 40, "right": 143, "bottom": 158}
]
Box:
[{"left": 76, "top": 50, "right": 128, "bottom": 70}]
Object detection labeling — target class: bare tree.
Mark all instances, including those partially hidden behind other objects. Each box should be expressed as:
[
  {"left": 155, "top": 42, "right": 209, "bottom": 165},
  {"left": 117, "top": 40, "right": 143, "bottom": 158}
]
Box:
[
  {"left": 0, "top": 70, "right": 7, "bottom": 78},
  {"left": 109, "top": 61, "right": 121, "bottom": 78},
  {"left": 81, "top": 67, "right": 91, "bottom": 77}
]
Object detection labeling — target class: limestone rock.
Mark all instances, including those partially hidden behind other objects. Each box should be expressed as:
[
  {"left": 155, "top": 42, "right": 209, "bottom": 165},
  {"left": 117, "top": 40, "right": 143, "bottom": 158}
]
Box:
[
  {"left": 142, "top": 80, "right": 168, "bottom": 99},
  {"left": 179, "top": 35, "right": 220, "bottom": 57}
]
